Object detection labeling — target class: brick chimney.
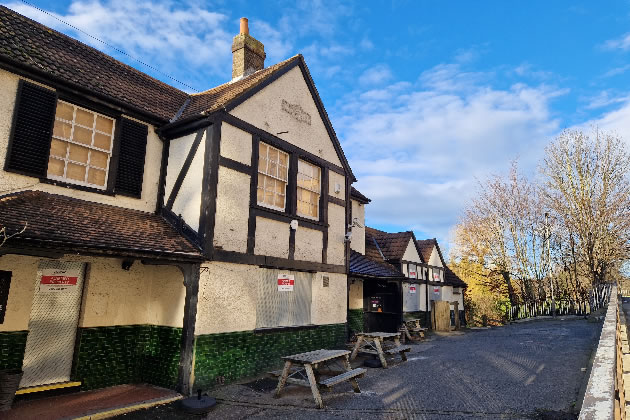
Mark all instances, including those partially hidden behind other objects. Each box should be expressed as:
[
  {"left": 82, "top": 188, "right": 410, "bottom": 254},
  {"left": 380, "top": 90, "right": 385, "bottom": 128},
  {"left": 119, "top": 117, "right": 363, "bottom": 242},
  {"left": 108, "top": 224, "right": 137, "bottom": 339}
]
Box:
[{"left": 232, "top": 17, "right": 266, "bottom": 80}]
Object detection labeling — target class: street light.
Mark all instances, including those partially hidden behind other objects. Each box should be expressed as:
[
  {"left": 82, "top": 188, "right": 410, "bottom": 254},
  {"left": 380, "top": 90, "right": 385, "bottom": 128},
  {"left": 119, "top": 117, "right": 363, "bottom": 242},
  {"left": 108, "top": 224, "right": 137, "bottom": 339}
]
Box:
[{"left": 545, "top": 212, "right": 556, "bottom": 317}]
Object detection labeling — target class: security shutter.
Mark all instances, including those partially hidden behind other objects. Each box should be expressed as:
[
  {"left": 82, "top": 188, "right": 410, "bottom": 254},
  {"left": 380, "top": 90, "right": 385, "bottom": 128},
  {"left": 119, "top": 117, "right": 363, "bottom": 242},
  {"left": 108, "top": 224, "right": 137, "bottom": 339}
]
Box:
[
  {"left": 256, "top": 270, "right": 312, "bottom": 328},
  {"left": 5, "top": 81, "right": 57, "bottom": 177},
  {"left": 115, "top": 118, "right": 148, "bottom": 198}
]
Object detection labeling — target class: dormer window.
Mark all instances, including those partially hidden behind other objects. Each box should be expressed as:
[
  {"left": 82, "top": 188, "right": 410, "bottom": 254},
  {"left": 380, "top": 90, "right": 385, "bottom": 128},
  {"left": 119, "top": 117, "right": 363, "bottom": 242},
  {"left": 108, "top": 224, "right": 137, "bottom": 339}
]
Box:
[
  {"left": 257, "top": 142, "right": 289, "bottom": 210},
  {"left": 47, "top": 100, "right": 115, "bottom": 189}
]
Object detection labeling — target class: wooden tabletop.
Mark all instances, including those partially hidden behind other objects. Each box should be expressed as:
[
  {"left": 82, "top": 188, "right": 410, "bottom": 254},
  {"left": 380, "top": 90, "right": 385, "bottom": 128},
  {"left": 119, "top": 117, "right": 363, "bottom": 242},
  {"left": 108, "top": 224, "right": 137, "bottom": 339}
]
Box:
[
  {"left": 357, "top": 332, "right": 401, "bottom": 339},
  {"left": 282, "top": 349, "right": 350, "bottom": 364}
]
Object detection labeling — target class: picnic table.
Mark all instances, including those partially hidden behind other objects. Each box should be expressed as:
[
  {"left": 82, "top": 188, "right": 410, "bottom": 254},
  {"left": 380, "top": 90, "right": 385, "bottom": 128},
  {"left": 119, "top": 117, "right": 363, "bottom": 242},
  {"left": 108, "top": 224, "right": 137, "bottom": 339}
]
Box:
[
  {"left": 350, "top": 332, "right": 411, "bottom": 368},
  {"left": 274, "top": 349, "right": 366, "bottom": 409},
  {"left": 400, "top": 318, "right": 428, "bottom": 341}
]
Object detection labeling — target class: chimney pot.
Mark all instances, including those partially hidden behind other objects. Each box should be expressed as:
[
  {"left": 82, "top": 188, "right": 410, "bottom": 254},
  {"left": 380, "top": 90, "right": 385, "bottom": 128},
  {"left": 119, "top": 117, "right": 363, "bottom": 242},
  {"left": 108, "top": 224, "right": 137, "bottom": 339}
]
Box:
[{"left": 239, "top": 17, "right": 249, "bottom": 35}]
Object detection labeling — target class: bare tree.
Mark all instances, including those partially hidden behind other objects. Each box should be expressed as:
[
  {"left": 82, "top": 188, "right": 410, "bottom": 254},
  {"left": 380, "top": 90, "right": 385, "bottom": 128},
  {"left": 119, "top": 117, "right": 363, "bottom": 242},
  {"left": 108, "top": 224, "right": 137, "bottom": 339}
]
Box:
[
  {"left": 0, "top": 223, "right": 27, "bottom": 248},
  {"left": 541, "top": 129, "right": 630, "bottom": 287},
  {"left": 453, "top": 162, "right": 550, "bottom": 305}
]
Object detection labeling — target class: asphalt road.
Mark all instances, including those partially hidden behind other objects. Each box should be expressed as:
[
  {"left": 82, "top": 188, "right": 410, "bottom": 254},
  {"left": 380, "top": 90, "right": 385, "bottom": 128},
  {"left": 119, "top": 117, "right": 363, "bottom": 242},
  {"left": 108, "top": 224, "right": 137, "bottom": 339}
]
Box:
[{"left": 117, "top": 318, "right": 601, "bottom": 420}]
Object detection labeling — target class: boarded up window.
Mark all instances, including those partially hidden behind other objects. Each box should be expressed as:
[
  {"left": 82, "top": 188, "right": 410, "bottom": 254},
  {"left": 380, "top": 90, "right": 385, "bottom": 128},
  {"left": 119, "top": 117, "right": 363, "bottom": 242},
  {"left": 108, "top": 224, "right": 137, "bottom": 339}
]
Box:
[
  {"left": 403, "top": 282, "right": 420, "bottom": 312},
  {"left": 256, "top": 270, "right": 312, "bottom": 328}
]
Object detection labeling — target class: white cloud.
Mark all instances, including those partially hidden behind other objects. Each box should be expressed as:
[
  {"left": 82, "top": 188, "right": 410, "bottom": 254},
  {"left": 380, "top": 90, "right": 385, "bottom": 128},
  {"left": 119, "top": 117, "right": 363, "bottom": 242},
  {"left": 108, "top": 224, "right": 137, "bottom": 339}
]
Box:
[
  {"left": 6, "top": 0, "right": 233, "bottom": 88},
  {"left": 336, "top": 63, "right": 565, "bottom": 247},
  {"left": 358, "top": 65, "right": 393, "bottom": 85},
  {"left": 603, "top": 32, "right": 630, "bottom": 51},
  {"left": 602, "top": 64, "right": 630, "bottom": 78}
]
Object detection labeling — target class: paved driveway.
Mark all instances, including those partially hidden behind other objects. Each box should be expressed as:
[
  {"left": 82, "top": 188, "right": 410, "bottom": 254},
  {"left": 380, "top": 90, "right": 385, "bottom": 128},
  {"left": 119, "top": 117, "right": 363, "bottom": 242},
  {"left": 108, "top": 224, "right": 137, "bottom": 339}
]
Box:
[{"left": 118, "top": 318, "right": 601, "bottom": 419}]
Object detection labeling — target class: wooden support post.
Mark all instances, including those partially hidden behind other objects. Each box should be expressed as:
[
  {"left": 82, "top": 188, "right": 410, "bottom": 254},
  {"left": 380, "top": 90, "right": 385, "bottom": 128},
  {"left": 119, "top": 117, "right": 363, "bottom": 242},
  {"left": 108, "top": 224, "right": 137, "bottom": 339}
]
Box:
[
  {"left": 304, "top": 364, "right": 324, "bottom": 409},
  {"left": 453, "top": 302, "right": 460, "bottom": 330},
  {"left": 176, "top": 263, "right": 200, "bottom": 396},
  {"left": 373, "top": 338, "right": 388, "bottom": 368},
  {"left": 274, "top": 361, "right": 293, "bottom": 398},
  {"left": 342, "top": 355, "right": 361, "bottom": 393},
  {"left": 350, "top": 335, "right": 363, "bottom": 361}
]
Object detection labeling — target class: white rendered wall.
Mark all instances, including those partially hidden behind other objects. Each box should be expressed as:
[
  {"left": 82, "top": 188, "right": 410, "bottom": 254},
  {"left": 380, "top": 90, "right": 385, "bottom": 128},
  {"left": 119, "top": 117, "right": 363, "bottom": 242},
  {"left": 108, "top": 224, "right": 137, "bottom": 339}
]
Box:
[
  {"left": 230, "top": 66, "right": 343, "bottom": 167},
  {"left": 350, "top": 199, "right": 365, "bottom": 255}
]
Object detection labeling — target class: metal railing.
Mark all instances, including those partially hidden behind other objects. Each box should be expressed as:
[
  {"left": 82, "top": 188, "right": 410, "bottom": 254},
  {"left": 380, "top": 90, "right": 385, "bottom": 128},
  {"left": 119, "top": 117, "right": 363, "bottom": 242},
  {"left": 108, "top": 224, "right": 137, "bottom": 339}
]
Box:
[{"left": 507, "top": 284, "right": 613, "bottom": 321}]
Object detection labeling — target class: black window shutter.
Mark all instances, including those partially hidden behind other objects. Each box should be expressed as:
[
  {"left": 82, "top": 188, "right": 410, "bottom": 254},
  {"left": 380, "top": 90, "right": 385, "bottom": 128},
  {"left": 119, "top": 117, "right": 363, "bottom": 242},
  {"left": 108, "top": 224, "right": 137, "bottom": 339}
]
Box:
[
  {"left": 5, "top": 81, "right": 57, "bottom": 177},
  {"left": 115, "top": 118, "right": 148, "bottom": 198}
]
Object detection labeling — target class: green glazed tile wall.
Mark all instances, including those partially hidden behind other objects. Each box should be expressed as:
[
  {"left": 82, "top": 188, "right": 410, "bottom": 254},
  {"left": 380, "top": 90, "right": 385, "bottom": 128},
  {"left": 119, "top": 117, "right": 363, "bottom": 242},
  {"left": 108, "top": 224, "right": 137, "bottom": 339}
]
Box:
[
  {"left": 347, "top": 309, "right": 364, "bottom": 336},
  {"left": 193, "top": 323, "right": 346, "bottom": 390},
  {"left": 72, "top": 325, "right": 181, "bottom": 390},
  {"left": 0, "top": 330, "right": 27, "bottom": 370}
]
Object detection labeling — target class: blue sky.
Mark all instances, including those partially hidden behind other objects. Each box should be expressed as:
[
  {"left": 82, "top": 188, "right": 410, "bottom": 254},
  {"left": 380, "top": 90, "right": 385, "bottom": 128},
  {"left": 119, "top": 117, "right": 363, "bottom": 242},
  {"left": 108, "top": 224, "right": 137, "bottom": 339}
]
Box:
[{"left": 6, "top": 0, "right": 630, "bottom": 255}]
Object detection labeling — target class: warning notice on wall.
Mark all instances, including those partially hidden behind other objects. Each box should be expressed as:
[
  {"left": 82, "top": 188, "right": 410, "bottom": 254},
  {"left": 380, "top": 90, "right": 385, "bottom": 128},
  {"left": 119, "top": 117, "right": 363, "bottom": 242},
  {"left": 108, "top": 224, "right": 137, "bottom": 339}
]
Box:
[
  {"left": 277, "top": 274, "right": 295, "bottom": 292},
  {"left": 433, "top": 273, "right": 440, "bottom": 281},
  {"left": 409, "top": 286, "right": 417, "bottom": 294},
  {"left": 40, "top": 268, "right": 79, "bottom": 292},
  {"left": 433, "top": 287, "right": 440, "bottom": 294},
  {"left": 408, "top": 270, "right": 416, "bottom": 279}
]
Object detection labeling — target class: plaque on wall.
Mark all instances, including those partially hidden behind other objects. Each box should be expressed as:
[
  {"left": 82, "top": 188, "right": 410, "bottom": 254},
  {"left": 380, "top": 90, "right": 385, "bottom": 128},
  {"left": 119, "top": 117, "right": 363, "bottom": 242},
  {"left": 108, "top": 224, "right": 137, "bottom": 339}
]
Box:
[{"left": 0, "top": 270, "right": 11, "bottom": 324}]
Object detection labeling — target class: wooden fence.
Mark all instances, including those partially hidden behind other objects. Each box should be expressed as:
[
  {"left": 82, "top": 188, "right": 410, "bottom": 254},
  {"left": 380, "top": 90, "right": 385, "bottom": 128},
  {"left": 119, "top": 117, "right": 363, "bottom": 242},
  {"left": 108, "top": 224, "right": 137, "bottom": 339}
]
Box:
[{"left": 507, "top": 283, "right": 612, "bottom": 321}]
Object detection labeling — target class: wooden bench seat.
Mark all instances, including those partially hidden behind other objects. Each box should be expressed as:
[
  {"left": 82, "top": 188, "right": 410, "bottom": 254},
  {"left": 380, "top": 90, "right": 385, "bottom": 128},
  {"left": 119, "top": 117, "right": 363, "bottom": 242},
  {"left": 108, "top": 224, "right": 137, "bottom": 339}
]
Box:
[
  {"left": 384, "top": 345, "right": 412, "bottom": 355},
  {"left": 319, "top": 368, "right": 366, "bottom": 387}
]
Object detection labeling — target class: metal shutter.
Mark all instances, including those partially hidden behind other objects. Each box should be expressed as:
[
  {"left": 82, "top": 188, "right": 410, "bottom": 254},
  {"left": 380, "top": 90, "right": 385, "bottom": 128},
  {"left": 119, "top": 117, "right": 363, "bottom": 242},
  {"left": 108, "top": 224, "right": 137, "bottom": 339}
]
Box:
[
  {"left": 5, "top": 81, "right": 57, "bottom": 177},
  {"left": 256, "top": 270, "right": 312, "bottom": 328},
  {"left": 115, "top": 117, "right": 148, "bottom": 198}
]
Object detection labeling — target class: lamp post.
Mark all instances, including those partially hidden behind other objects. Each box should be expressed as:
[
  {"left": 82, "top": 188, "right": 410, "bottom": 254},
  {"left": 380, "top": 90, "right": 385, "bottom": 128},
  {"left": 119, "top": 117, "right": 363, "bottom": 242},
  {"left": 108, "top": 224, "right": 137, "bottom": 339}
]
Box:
[{"left": 545, "top": 212, "right": 556, "bottom": 317}]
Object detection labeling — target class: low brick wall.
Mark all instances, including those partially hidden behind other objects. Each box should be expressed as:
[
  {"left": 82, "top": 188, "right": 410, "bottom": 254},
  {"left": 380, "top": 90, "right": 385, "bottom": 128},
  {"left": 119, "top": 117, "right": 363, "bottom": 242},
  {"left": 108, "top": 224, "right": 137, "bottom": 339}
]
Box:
[
  {"left": 193, "top": 323, "right": 346, "bottom": 390},
  {"left": 72, "top": 325, "right": 181, "bottom": 390},
  {"left": 0, "top": 330, "right": 27, "bottom": 370}
]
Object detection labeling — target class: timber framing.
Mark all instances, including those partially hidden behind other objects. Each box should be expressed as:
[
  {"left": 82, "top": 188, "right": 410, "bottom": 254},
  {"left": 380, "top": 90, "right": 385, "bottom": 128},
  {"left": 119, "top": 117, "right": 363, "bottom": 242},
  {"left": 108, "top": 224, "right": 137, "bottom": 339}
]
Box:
[
  {"left": 199, "top": 123, "right": 221, "bottom": 255},
  {"left": 165, "top": 129, "right": 205, "bottom": 210},
  {"left": 214, "top": 249, "right": 345, "bottom": 274}
]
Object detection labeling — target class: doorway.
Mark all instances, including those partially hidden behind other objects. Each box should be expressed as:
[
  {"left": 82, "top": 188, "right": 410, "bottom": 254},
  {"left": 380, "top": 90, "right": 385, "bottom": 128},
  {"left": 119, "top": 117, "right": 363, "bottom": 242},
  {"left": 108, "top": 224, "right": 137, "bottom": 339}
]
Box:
[
  {"left": 363, "top": 279, "right": 401, "bottom": 333},
  {"left": 19, "top": 261, "right": 86, "bottom": 388}
]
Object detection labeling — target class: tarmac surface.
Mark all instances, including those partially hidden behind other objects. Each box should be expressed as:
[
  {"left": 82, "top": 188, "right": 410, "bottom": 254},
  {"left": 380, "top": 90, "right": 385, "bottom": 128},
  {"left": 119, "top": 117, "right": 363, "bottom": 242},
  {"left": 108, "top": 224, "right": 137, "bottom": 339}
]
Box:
[{"left": 116, "top": 318, "right": 602, "bottom": 420}]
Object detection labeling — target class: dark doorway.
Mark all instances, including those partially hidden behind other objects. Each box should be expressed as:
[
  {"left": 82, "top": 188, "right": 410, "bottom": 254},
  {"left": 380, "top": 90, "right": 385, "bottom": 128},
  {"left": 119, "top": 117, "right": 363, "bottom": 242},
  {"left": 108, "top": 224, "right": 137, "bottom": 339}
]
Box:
[{"left": 363, "top": 279, "right": 401, "bottom": 333}]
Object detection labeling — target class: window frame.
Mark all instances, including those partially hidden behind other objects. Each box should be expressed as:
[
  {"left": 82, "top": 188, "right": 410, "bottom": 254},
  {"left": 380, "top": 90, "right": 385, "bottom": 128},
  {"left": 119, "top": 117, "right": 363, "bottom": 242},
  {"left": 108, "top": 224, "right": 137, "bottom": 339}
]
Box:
[
  {"left": 256, "top": 141, "right": 290, "bottom": 212},
  {"left": 254, "top": 138, "right": 325, "bottom": 224},
  {"left": 296, "top": 158, "right": 321, "bottom": 220},
  {"left": 47, "top": 99, "right": 116, "bottom": 190}
]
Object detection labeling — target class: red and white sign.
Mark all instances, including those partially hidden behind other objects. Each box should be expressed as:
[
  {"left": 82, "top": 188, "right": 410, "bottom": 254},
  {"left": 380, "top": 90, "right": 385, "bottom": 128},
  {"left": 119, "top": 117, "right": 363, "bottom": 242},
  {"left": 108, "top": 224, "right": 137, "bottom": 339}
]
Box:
[
  {"left": 40, "top": 268, "right": 79, "bottom": 292},
  {"left": 409, "top": 286, "right": 417, "bottom": 294},
  {"left": 409, "top": 271, "right": 416, "bottom": 279},
  {"left": 433, "top": 273, "right": 440, "bottom": 281},
  {"left": 277, "top": 274, "right": 295, "bottom": 292},
  {"left": 433, "top": 287, "right": 440, "bottom": 294}
]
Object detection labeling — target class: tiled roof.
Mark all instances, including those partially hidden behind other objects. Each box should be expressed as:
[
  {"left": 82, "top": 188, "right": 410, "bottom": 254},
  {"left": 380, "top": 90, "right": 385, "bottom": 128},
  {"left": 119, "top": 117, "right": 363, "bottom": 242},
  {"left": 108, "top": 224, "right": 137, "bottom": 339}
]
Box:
[
  {"left": 366, "top": 227, "right": 414, "bottom": 261},
  {"left": 350, "top": 250, "right": 403, "bottom": 278},
  {"left": 0, "top": 7, "right": 301, "bottom": 124},
  {"left": 350, "top": 187, "right": 370, "bottom": 204},
  {"left": 179, "top": 56, "right": 301, "bottom": 120},
  {"left": 445, "top": 266, "right": 467, "bottom": 288},
  {"left": 416, "top": 239, "right": 436, "bottom": 263},
  {"left": 0, "top": 190, "right": 202, "bottom": 260},
  {"left": 0, "top": 6, "right": 189, "bottom": 122}
]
